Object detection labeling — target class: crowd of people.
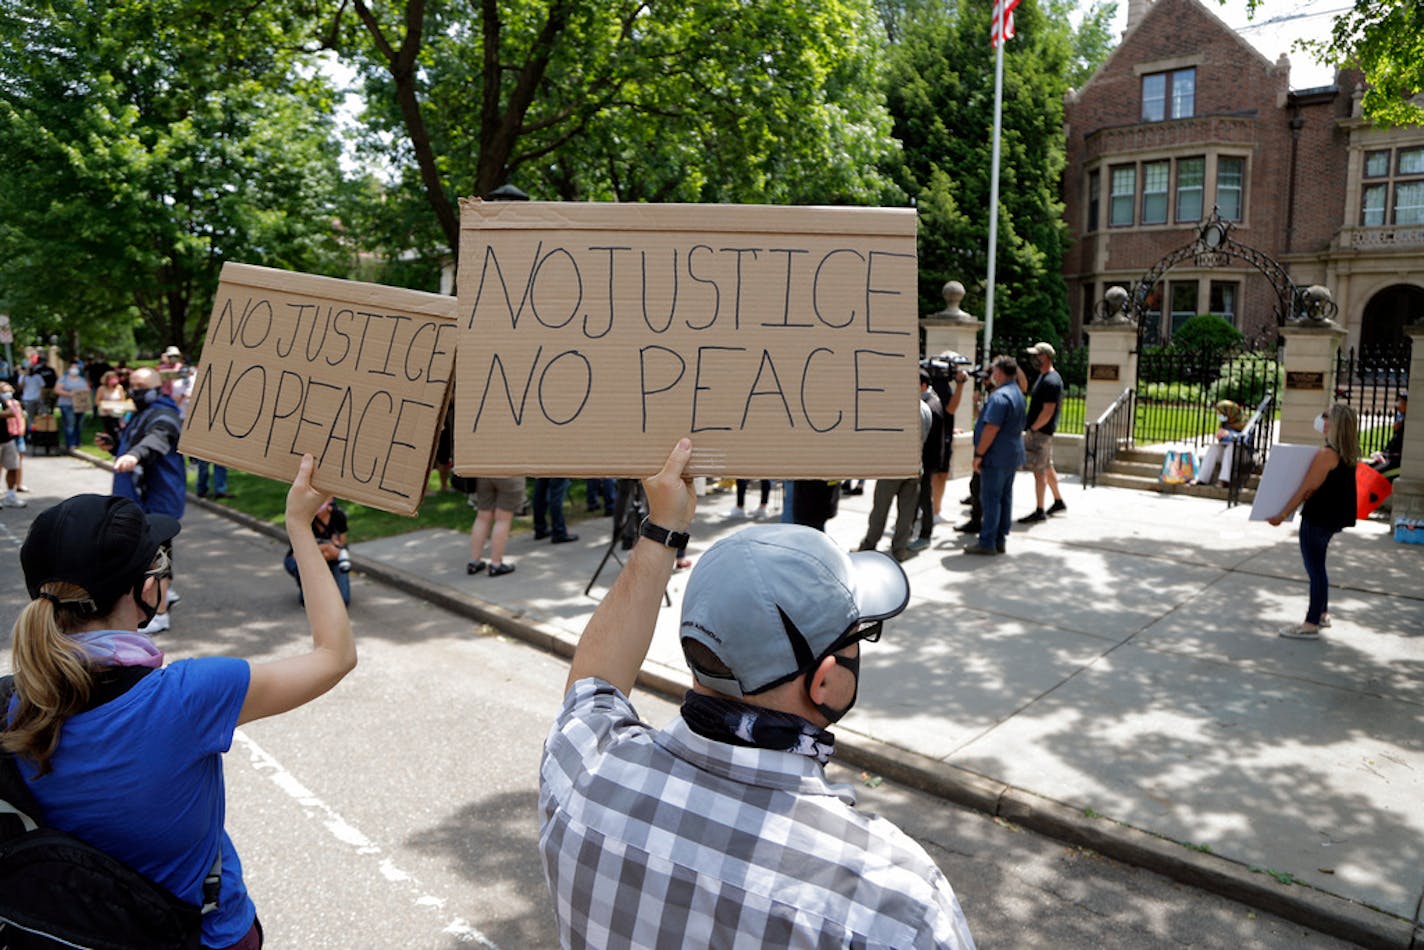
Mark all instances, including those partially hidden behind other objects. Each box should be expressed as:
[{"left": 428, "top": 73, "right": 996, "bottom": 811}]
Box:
[{"left": 0, "top": 330, "right": 1403, "bottom": 949}]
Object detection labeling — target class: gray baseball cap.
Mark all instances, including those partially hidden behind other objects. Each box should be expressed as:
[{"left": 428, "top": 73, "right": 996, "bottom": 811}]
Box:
[{"left": 679, "top": 524, "right": 910, "bottom": 697}]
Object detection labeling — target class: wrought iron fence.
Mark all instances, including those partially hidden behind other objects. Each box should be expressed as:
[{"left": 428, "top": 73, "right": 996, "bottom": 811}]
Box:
[
  {"left": 1134, "top": 344, "right": 1281, "bottom": 447},
  {"left": 1082, "top": 387, "right": 1135, "bottom": 488},
  {"left": 1333, "top": 340, "right": 1412, "bottom": 457},
  {"left": 1225, "top": 392, "right": 1275, "bottom": 508}
]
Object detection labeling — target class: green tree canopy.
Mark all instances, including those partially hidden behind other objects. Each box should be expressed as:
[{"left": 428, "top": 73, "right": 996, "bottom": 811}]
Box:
[
  {"left": 331, "top": 0, "right": 904, "bottom": 277},
  {"left": 0, "top": 0, "right": 353, "bottom": 357},
  {"left": 885, "top": 0, "right": 1112, "bottom": 345}
]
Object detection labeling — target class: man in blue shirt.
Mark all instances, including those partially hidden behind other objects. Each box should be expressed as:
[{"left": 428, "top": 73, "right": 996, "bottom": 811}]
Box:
[{"left": 968, "top": 356, "right": 1027, "bottom": 556}]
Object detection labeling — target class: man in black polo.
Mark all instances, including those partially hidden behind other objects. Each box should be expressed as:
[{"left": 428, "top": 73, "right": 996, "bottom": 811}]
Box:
[{"left": 1017, "top": 342, "right": 1066, "bottom": 524}]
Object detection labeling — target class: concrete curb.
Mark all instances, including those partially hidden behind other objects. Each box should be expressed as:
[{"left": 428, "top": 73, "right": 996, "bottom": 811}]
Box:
[{"left": 67, "top": 450, "right": 1421, "bottom": 948}]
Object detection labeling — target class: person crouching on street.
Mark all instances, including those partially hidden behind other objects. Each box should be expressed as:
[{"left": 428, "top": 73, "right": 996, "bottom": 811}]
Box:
[{"left": 284, "top": 496, "right": 351, "bottom": 605}]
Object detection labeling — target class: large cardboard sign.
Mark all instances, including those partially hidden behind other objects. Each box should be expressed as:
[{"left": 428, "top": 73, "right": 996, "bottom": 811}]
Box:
[
  {"left": 1249, "top": 443, "right": 1318, "bottom": 522},
  {"left": 454, "top": 200, "right": 921, "bottom": 478},
  {"left": 179, "top": 263, "right": 458, "bottom": 515}
]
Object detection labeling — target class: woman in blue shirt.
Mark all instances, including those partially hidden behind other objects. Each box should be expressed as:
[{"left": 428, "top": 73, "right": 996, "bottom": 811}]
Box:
[{"left": 3, "top": 454, "right": 356, "bottom": 949}]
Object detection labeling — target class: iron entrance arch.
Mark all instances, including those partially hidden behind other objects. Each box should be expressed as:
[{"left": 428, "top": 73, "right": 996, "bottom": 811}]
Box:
[{"left": 1093, "top": 208, "right": 1339, "bottom": 347}]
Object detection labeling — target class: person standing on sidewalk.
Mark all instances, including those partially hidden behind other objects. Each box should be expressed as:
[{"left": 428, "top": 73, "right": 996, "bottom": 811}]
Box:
[
  {"left": 97, "top": 367, "right": 184, "bottom": 634},
  {"left": 3, "top": 455, "right": 355, "bottom": 950},
  {"left": 910, "top": 370, "right": 946, "bottom": 551},
  {"left": 1016, "top": 343, "right": 1066, "bottom": 524},
  {"left": 966, "top": 356, "right": 1026, "bottom": 556},
  {"left": 861, "top": 387, "right": 933, "bottom": 561},
  {"left": 532, "top": 477, "right": 578, "bottom": 544},
  {"left": 0, "top": 384, "right": 26, "bottom": 508},
  {"left": 539, "top": 439, "right": 976, "bottom": 948},
  {"left": 467, "top": 476, "right": 524, "bottom": 577},
  {"left": 1267, "top": 404, "right": 1359, "bottom": 640}
]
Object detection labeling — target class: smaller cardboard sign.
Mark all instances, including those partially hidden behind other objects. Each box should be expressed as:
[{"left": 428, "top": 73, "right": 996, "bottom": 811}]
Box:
[
  {"left": 1089, "top": 363, "right": 1121, "bottom": 382},
  {"left": 179, "top": 263, "right": 458, "bottom": 515},
  {"left": 1286, "top": 371, "right": 1325, "bottom": 390}
]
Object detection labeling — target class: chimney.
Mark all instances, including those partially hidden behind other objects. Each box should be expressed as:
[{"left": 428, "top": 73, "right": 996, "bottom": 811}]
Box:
[{"left": 1125, "top": 0, "right": 1153, "bottom": 34}]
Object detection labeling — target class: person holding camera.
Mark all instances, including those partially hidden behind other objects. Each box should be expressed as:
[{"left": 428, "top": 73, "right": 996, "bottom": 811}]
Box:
[{"left": 284, "top": 496, "right": 351, "bottom": 605}]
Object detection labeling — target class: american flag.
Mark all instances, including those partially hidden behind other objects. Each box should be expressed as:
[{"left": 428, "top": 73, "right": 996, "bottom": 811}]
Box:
[{"left": 991, "top": 0, "right": 1021, "bottom": 47}]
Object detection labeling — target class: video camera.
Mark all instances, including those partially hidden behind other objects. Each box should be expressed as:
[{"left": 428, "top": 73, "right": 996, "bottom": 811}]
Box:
[{"left": 920, "top": 351, "right": 984, "bottom": 382}]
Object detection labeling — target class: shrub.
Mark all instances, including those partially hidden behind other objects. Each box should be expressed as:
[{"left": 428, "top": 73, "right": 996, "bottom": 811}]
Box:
[
  {"left": 1212, "top": 353, "right": 1282, "bottom": 409},
  {"left": 1170, "top": 314, "right": 1245, "bottom": 354}
]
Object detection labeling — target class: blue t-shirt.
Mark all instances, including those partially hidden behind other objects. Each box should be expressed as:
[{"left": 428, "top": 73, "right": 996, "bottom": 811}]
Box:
[
  {"left": 16, "top": 656, "right": 254, "bottom": 947},
  {"left": 974, "top": 383, "right": 1027, "bottom": 469}
]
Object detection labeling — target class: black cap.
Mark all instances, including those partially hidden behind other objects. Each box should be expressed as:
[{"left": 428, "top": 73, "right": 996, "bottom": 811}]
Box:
[{"left": 21, "top": 495, "right": 180, "bottom": 612}]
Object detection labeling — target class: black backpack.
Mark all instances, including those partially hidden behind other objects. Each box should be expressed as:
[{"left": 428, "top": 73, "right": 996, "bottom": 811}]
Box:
[{"left": 0, "top": 673, "right": 219, "bottom": 950}]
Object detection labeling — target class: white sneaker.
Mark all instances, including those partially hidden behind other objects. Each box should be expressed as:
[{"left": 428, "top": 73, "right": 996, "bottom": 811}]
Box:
[
  {"left": 139, "top": 612, "right": 171, "bottom": 635},
  {"left": 2, "top": 492, "right": 26, "bottom": 508},
  {"left": 752, "top": 505, "right": 768, "bottom": 519},
  {"left": 934, "top": 513, "right": 949, "bottom": 525},
  {"left": 729, "top": 506, "right": 746, "bottom": 519},
  {"left": 166, "top": 589, "right": 181, "bottom": 607}
]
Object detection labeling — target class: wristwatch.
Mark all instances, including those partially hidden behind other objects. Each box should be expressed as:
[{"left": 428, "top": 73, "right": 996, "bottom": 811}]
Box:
[{"left": 640, "top": 518, "right": 690, "bottom": 550}]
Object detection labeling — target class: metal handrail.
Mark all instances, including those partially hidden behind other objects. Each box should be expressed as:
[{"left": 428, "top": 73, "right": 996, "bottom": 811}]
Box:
[
  {"left": 1226, "top": 391, "right": 1274, "bottom": 507},
  {"left": 1083, "top": 387, "right": 1135, "bottom": 488}
]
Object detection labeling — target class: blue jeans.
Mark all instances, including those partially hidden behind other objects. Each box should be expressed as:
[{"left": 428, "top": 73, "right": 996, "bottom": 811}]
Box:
[
  {"left": 585, "top": 478, "right": 615, "bottom": 513},
  {"left": 1298, "top": 518, "right": 1337, "bottom": 625},
  {"left": 284, "top": 553, "right": 351, "bottom": 605},
  {"left": 533, "top": 478, "right": 571, "bottom": 538},
  {"left": 977, "top": 465, "right": 1016, "bottom": 551},
  {"left": 59, "top": 404, "right": 81, "bottom": 448},
  {"left": 196, "top": 460, "right": 228, "bottom": 496}
]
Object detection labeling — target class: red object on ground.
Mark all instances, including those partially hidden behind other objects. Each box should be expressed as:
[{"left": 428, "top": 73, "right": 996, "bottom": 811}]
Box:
[{"left": 1356, "top": 463, "right": 1392, "bottom": 520}]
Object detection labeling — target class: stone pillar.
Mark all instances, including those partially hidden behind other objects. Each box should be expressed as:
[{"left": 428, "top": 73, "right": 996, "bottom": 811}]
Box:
[
  {"left": 1279, "top": 323, "right": 1347, "bottom": 446},
  {"left": 1084, "top": 325, "right": 1137, "bottom": 424},
  {"left": 921, "top": 281, "right": 983, "bottom": 479},
  {"left": 1389, "top": 323, "right": 1424, "bottom": 523}
]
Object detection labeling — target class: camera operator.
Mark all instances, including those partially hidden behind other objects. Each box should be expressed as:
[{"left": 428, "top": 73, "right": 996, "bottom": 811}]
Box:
[
  {"left": 919, "top": 355, "right": 969, "bottom": 534},
  {"left": 284, "top": 497, "right": 351, "bottom": 605}
]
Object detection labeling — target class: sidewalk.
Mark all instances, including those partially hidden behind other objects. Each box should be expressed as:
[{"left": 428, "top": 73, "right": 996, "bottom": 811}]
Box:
[
  {"left": 39, "top": 451, "right": 1424, "bottom": 946},
  {"left": 346, "top": 473, "right": 1424, "bottom": 947}
]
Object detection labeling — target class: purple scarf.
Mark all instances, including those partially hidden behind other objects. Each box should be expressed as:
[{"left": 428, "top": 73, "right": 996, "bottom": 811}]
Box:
[{"left": 71, "top": 630, "right": 165, "bottom": 669}]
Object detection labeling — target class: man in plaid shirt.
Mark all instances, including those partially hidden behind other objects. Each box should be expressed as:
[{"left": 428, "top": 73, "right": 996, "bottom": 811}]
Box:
[{"left": 539, "top": 439, "right": 975, "bottom": 948}]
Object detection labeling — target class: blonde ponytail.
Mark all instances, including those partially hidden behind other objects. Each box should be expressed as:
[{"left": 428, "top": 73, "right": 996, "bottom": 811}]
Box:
[{"left": 2, "top": 583, "right": 98, "bottom": 776}]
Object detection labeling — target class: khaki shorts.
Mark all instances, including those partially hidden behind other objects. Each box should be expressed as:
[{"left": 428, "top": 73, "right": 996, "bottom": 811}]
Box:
[
  {"left": 1023, "top": 429, "right": 1054, "bottom": 473},
  {"left": 476, "top": 476, "right": 526, "bottom": 512},
  {"left": 0, "top": 441, "right": 18, "bottom": 470}
]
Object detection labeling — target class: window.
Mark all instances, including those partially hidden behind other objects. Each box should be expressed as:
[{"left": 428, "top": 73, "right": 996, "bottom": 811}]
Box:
[
  {"left": 1142, "top": 68, "right": 1195, "bottom": 121},
  {"left": 1362, "top": 184, "right": 1387, "bottom": 226},
  {"left": 1110, "top": 165, "right": 1135, "bottom": 226},
  {"left": 1217, "top": 156, "right": 1244, "bottom": 220},
  {"left": 1209, "top": 281, "right": 1238, "bottom": 326},
  {"left": 1141, "top": 161, "right": 1169, "bottom": 224},
  {"left": 1396, "top": 181, "right": 1424, "bottom": 226},
  {"left": 1169, "top": 281, "right": 1198, "bottom": 337},
  {"left": 1359, "top": 147, "right": 1424, "bottom": 226},
  {"left": 1087, "top": 170, "right": 1100, "bottom": 231},
  {"left": 1176, "top": 157, "right": 1204, "bottom": 223}
]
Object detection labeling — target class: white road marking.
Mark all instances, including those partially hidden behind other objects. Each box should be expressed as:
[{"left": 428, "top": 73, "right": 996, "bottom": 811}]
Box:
[{"left": 234, "top": 729, "right": 499, "bottom": 948}]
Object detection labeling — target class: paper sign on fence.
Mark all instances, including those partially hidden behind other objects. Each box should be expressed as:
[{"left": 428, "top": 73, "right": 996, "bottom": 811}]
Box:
[
  {"left": 178, "top": 263, "right": 458, "bottom": 515},
  {"left": 453, "top": 200, "right": 921, "bottom": 478}
]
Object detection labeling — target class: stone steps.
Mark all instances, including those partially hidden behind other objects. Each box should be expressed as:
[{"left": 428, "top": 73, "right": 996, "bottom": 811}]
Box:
[{"left": 1100, "top": 446, "right": 1259, "bottom": 503}]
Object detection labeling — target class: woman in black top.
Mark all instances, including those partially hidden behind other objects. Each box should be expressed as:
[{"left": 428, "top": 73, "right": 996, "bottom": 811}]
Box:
[{"left": 1268, "top": 404, "right": 1359, "bottom": 639}]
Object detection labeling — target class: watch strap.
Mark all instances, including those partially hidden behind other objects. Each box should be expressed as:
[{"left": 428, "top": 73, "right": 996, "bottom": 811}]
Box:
[{"left": 640, "top": 518, "right": 690, "bottom": 550}]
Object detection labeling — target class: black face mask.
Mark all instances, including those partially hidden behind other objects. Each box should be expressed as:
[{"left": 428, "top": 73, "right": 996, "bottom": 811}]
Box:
[
  {"left": 131, "top": 387, "right": 158, "bottom": 409},
  {"left": 805, "top": 650, "right": 859, "bottom": 724},
  {"left": 132, "top": 585, "right": 159, "bottom": 626}
]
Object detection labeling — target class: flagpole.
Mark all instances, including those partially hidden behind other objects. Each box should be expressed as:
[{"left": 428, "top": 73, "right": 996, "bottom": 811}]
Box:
[{"left": 984, "top": 27, "right": 1005, "bottom": 361}]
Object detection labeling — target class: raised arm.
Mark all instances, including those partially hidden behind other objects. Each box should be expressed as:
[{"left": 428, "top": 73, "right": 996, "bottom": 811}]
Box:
[
  {"left": 239, "top": 454, "right": 357, "bottom": 724},
  {"left": 565, "top": 439, "right": 696, "bottom": 696}
]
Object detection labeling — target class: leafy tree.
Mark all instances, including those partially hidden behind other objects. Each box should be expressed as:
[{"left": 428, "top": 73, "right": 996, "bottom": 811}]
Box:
[
  {"left": 1169, "top": 313, "right": 1245, "bottom": 353},
  {"left": 1245, "top": 0, "right": 1424, "bottom": 126},
  {"left": 330, "top": 0, "right": 903, "bottom": 270},
  {"left": 0, "top": 0, "right": 353, "bottom": 357},
  {"left": 885, "top": 0, "right": 1109, "bottom": 344}
]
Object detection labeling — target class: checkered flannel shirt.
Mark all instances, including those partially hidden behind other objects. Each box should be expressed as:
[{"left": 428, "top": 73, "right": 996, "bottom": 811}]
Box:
[{"left": 539, "top": 677, "right": 976, "bottom": 949}]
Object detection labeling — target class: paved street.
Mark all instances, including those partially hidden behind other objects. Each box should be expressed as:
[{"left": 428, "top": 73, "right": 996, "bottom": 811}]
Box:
[{"left": 0, "top": 454, "right": 1383, "bottom": 947}]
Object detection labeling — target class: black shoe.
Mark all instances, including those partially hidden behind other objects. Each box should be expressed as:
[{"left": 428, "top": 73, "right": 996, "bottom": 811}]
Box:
[
  {"left": 488, "top": 562, "right": 516, "bottom": 577},
  {"left": 197, "top": 490, "right": 209, "bottom": 499},
  {"left": 467, "top": 560, "right": 487, "bottom": 575},
  {"left": 551, "top": 533, "right": 579, "bottom": 544},
  {"left": 955, "top": 521, "right": 981, "bottom": 534},
  {"left": 214, "top": 492, "right": 230, "bottom": 499},
  {"left": 534, "top": 530, "right": 550, "bottom": 540},
  {"left": 960, "top": 495, "right": 973, "bottom": 506},
  {"left": 1046, "top": 499, "right": 1067, "bottom": 516},
  {"left": 963, "top": 544, "right": 997, "bottom": 556},
  {"left": 1017, "top": 509, "right": 1047, "bottom": 524},
  {"left": 586, "top": 504, "right": 600, "bottom": 513},
  {"left": 996, "top": 544, "right": 1007, "bottom": 554}
]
